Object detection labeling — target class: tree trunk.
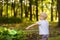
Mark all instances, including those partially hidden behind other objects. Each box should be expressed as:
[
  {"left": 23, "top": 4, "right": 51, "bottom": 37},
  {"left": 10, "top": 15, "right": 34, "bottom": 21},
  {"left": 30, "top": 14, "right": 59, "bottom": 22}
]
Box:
[
  {"left": 14, "top": 2, "right": 17, "bottom": 17},
  {"left": 55, "top": 8, "right": 57, "bottom": 20},
  {"left": 35, "top": 0, "right": 38, "bottom": 21},
  {"left": 20, "top": 0, "right": 23, "bottom": 18},
  {"left": 0, "top": 9, "right": 2, "bottom": 17},
  {"left": 11, "top": 1, "right": 17, "bottom": 17},
  {"left": 25, "top": 6, "right": 28, "bottom": 18},
  {"left": 57, "top": 0, "right": 60, "bottom": 27},
  {"left": 51, "top": 0, "right": 53, "bottom": 21},
  {"left": 14, "top": 10, "right": 17, "bottom": 17},
  {"left": 0, "top": 2, "right": 3, "bottom": 17},
  {"left": 6, "top": 0, "right": 8, "bottom": 17},
  {"left": 41, "top": 0, "right": 43, "bottom": 12},
  {"left": 0, "top": 6, "right": 3, "bottom": 17},
  {"left": 29, "top": 0, "right": 32, "bottom": 21},
  {"left": 55, "top": 3, "right": 58, "bottom": 20}
]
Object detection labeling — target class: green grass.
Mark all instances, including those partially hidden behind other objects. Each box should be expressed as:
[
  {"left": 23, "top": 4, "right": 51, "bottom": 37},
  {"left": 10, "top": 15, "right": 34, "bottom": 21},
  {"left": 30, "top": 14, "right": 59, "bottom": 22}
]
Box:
[{"left": 49, "top": 36, "right": 60, "bottom": 40}]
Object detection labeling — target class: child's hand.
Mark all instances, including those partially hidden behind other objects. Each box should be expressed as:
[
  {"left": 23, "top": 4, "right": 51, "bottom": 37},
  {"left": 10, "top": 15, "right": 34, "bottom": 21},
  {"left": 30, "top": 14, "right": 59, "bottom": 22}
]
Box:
[{"left": 25, "top": 27, "right": 30, "bottom": 30}]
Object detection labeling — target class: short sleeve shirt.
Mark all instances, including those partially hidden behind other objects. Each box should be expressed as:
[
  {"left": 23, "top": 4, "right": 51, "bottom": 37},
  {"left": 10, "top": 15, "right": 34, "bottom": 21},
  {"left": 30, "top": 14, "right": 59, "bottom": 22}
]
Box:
[{"left": 37, "top": 20, "right": 49, "bottom": 35}]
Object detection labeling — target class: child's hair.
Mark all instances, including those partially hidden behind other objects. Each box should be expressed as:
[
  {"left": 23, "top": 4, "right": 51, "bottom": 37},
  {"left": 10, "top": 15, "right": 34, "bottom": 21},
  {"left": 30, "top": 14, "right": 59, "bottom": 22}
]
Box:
[{"left": 40, "top": 12, "right": 47, "bottom": 19}]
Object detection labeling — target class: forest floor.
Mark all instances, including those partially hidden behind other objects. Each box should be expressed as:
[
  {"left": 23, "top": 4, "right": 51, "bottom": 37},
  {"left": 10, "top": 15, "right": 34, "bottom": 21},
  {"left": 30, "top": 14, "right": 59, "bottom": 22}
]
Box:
[
  {"left": 0, "top": 22, "right": 60, "bottom": 40},
  {"left": 49, "top": 36, "right": 60, "bottom": 40}
]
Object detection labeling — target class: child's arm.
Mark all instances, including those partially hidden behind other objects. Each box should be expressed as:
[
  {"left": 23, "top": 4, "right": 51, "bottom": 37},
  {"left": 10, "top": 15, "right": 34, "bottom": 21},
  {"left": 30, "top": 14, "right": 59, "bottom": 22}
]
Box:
[{"left": 26, "top": 22, "right": 38, "bottom": 29}]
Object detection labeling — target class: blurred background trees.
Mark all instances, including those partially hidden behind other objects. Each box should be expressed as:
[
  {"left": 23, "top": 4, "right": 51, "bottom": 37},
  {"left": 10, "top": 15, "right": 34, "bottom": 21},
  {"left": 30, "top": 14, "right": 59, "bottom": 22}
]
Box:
[{"left": 0, "top": 0, "right": 59, "bottom": 25}]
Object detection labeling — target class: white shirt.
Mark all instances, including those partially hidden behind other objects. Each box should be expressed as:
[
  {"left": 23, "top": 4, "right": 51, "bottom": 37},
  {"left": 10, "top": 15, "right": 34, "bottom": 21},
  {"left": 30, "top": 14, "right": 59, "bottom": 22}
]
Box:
[{"left": 37, "top": 20, "right": 49, "bottom": 35}]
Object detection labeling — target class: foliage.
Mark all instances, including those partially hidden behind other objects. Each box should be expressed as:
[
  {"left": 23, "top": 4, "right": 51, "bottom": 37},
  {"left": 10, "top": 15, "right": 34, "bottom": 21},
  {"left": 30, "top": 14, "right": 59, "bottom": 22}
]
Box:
[
  {"left": 0, "top": 27, "right": 27, "bottom": 40},
  {"left": 0, "top": 26, "right": 60, "bottom": 40},
  {"left": 0, "top": 17, "right": 22, "bottom": 24}
]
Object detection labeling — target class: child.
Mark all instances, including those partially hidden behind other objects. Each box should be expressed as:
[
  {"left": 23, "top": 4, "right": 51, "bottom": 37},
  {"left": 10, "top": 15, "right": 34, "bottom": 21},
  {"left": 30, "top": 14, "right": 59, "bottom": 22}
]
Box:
[{"left": 26, "top": 12, "right": 49, "bottom": 40}]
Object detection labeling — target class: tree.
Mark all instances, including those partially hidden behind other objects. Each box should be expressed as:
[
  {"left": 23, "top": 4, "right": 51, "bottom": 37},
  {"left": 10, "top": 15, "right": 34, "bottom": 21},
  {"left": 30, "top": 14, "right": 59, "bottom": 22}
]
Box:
[
  {"left": 25, "top": 6, "right": 28, "bottom": 18},
  {"left": 0, "top": 8, "right": 3, "bottom": 17},
  {"left": 41, "top": 0, "right": 43, "bottom": 12},
  {"left": 35, "top": 0, "right": 38, "bottom": 21},
  {"left": 55, "top": 1, "right": 57, "bottom": 20},
  {"left": 11, "top": 0, "right": 17, "bottom": 17},
  {"left": 5, "top": 0, "right": 8, "bottom": 17},
  {"left": 51, "top": 0, "right": 53, "bottom": 21},
  {"left": 0, "top": 1, "right": 3, "bottom": 17},
  {"left": 13, "top": 1, "right": 17, "bottom": 17},
  {"left": 57, "top": 0, "right": 60, "bottom": 27},
  {"left": 20, "top": 0, "right": 23, "bottom": 18},
  {"left": 29, "top": 0, "right": 32, "bottom": 21},
  {"left": 55, "top": 7, "right": 57, "bottom": 20},
  {"left": 24, "top": 1, "right": 28, "bottom": 18}
]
